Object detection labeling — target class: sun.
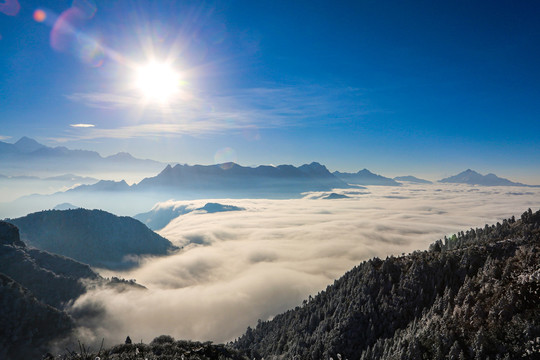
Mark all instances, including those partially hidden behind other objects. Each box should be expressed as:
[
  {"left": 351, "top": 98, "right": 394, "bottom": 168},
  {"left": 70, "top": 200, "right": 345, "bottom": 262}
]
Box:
[{"left": 135, "top": 61, "right": 180, "bottom": 102}]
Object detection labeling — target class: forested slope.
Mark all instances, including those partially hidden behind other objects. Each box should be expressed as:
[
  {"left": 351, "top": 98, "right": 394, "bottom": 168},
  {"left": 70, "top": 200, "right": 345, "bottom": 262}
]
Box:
[
  {"left": 234, "top": 209, "right": 540, "bottom": 359},
  {"left": 8, "top": 209, "right": 177, "bottom": 269}
]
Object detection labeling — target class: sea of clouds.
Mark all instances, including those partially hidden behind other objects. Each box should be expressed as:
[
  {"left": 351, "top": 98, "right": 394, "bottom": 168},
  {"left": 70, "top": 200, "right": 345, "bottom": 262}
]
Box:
[{"left": 69, "top": 183, "right": 540, "bottom": 347}]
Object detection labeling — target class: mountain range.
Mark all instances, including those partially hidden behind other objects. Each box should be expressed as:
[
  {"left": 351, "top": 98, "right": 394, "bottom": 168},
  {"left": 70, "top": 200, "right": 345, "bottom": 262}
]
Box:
[
  {"left": 393, "top": 175, "right": 432, "bottom": 184},
  {"left": 333, "top": 169, "right": 401, "bottom": 186},
  {"left": 439, "top": 169, "right": 538, "bottom": 186},
  {"left": 7, "top": 209, "right": 177, "bottom": 269},
  {"left": 0, "top": 137, "right": 164, "bottom": 178},
  {"left": 135, "top": 162, "right": 348, "bottom": 196}
]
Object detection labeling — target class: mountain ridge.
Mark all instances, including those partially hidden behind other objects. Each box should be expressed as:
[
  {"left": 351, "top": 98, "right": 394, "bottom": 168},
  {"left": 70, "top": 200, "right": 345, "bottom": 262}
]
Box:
[
  {"left": 334, "top": 169, "right": 401, "bottom": 186},
  {"left": 0, "top": 137, "right": 165, "bottom": 177},
  {"left": 439, "top": 169, "right": 538, "bottom": 187},
  {"left": 7, "top": 209, "right": 177, "bottom": 269},
  {"left": 393, "top": 175, "right": 432, "bottom": 184}
]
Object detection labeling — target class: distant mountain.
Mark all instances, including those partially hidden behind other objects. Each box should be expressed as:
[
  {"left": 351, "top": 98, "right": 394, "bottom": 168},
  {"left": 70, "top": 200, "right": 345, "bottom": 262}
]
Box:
[
  {"left": 8, "top": 209, "right": 177, "bottom": 269},
  {"left": 323, "top": 192, "right": 350, "bottom": 199},
  {"left": 393, "top": 175, "right": 432, "bottom": 184},
  {"left": 68, "top": 179, "right": 131, "bottom": 192},
  {"left": 334, "top": 169, "right": 401, "bottom": 186},
  {"left": 0, "top": 137, "right": 165, "bottom": 177},
  {"left": 133, "top": 162, "right": 347, "bottom": 196},
  {"left": 5, "top": 162, "right": 349, "bottom": 218},
  {"left": 53, "top": 203, "right": 80, "bottom": 210},
  {"left": 234, "top": 209, "right": 540, "bottom": 360},
  {"left": 439, "top": 169, "right": 534, "bottom": 186},
  {"left": 44, "top": 173, "right": 99, "bottom": 183},
  {"left": 13, "top": 136, "right": 46, "bottom": 153},
  {"left": 134, "top": 202, "right": 245, "bottom": 231}
]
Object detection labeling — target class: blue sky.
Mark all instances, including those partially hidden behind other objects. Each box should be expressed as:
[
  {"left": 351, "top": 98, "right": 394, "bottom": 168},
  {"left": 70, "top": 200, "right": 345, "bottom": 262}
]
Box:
[{"left": 1, "top": 0, "right": 540, "bottom": 182}]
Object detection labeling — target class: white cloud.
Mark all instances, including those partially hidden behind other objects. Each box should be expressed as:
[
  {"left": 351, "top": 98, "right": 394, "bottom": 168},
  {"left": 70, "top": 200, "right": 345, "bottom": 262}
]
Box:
[
  {"left": 70, "top": 124, "right": 95, "bottom": 128},
  {"left": 0, "top": 135, "right": 12, "bottom": 140},
  {"left": 69, "top": 183, "right": 540, "bottom": 347}
]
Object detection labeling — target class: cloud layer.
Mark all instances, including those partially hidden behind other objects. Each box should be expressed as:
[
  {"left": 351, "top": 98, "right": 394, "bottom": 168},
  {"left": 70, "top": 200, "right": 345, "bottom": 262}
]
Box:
[{"left": 69, "top": 183, "right": 540, "bottom": 347}]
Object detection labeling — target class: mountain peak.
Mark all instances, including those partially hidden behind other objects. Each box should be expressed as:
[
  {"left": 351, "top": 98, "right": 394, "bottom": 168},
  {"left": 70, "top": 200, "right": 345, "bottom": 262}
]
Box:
[
  {"left": 333, "top": 168, "right": 400, "bottom": 186},
  {"left": 0, "top": 221, "right": 25, "bottom": 247},
  {"left": 439, "top": 170, "right": 526, "bottom": 186},
  {"left": 357, "top": 168, "right": 374, "bottom": 175},
  {"left": 13, "top": 136, "right": 46, "bottom": 153},
  {"left": 107, "top": 152, "right": 135, "bottom": 160}
]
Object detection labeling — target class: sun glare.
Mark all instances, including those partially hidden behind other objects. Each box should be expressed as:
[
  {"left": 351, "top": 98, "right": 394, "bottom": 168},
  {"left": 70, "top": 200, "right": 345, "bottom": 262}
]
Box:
[{"left": 135, "top": 62, "right": 180, "bottom": 102}]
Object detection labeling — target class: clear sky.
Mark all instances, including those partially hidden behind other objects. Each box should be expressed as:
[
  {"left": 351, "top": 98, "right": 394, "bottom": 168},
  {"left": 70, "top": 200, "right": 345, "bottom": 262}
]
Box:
[{"left": 1, "top": 0, "right": 540, "bottom": 183}]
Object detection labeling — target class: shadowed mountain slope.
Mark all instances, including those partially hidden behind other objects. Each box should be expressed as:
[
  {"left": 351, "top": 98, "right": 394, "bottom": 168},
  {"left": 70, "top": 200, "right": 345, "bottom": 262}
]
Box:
[
  {"left": 8, "top": 209, "right": 177, "bottom": 269},
  {"left": 0, "top": 221, "right": 98, "bottom": 309},
  {"left": 234, "top": 209, "right": 540, "bottom": 360},
  {"left": 0, "top": 221, "right": 146, "bottom": 359},
  {"left": 0, "top": 273, "right": 73, "bottom": 360}
]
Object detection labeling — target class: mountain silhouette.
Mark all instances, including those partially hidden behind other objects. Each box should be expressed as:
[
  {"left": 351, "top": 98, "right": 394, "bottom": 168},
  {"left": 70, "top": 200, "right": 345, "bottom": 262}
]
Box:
[
  {"left": 439, "top": 169, "right": 534, "bottom": 186},
  {"left": 0, "top": 137, "right": 165, "bottom": 177},
  {"left": 334, "top": 169, "right": 401, "bottom": 186},
  {"left": 393, "top": 175, "right": 432, "bottom": 184},
  {"left": 8, "top": 209, "right": 177, "bottom": 269},
  {"left": 13, "top": 136, "right": 46, "bottom": 153},
  {"left": 0, "top": 221, "right": 145, "bottom": 359},
  {"left": 131, "top": 162, "right": 348, "bottom": 197}
]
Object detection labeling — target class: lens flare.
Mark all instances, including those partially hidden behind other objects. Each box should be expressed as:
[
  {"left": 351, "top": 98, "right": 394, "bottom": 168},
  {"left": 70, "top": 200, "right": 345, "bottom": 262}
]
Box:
[
  {"left": 79, "top": 38, "right": 105, "bottom": 67},
  {"left": 214, "top": 147, "right": 237, "bottom": 169},
  {"left": 33, "top": 9, "right": 46, "bottom": 22},
  {"left": 0, "top": 0, "right": 20, "bottom": 16},
  {"left": 72, "top": 0, "right": 97, "bottom": 19},
  {"left": 50, "top": 7, "right": 85, "bottom": 52}
]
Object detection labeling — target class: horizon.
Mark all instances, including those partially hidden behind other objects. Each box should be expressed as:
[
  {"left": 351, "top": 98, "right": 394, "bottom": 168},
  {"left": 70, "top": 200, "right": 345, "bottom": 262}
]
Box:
[
  {"left": 2, "top": 2, "right": 540, "bottom": 354},
  {"left": 1, "top": 135, "right": 540, "bottom": 185},
  {"left": 1, "top": 1, "right": 540, "bottom": 184}
]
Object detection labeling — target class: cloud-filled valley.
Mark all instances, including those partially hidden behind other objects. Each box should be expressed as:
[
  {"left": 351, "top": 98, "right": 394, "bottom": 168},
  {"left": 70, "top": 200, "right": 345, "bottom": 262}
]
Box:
[{"left": 69, "top": 183, "right": 540, "bottom": 347}]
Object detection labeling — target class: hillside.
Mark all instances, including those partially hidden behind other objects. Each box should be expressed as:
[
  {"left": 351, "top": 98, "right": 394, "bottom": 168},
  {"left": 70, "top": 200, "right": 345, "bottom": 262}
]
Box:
[
  {"left": 233, "top": 209, "right": 540, "bottom": 359},
  {"left": 0, "top": 273, "right": 73, "bottom": 360},
  {"left": 8, "top": 209, "right": 177, "bottom": 269},
  {"left": 0, "top": 221, "right": 98, "bottom": 309},
  {"left": 0, "top": 221, "right": 146, "bottom": 359}
]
